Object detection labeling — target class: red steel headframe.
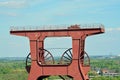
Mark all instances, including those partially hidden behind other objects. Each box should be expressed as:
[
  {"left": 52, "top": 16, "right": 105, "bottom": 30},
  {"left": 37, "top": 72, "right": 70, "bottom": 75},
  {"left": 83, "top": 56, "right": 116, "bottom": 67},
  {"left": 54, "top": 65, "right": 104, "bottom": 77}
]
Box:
[{"left": 10, "top": 24, "right": 105, "bottom": 80}]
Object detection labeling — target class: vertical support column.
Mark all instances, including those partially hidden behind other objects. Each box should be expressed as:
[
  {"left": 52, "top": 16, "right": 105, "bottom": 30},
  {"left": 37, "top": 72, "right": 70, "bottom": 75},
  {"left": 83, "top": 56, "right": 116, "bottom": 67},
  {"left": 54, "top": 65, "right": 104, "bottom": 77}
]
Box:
[
  {"left": 28, "top": 40, "right": 42, "bottom": 80},
  {"left": 68, "top": 38, "right": 84, "bottom": 80},
  {"left": 80, "top": 35, "right": 86, "bottom": 65},
  {"left": 71, "top": 35, "right": 86, "bottom": 60},
  {"left": 37, "top": 33, "right": 45, "bottom": 49},
  {"left": 72, "top": 39, "right": 80, "bottom": 59},
  {"left": 29, "top": 35, "right": 45, "bottom": 61},
  {"left": 30, "top": 40, "right": 37, "bottom": 61},
  {"left": 79, "top": 35, "right": 90, "bottom": 80},
  {"left": 37, "top": 36, "right": 45, "bottom": 63},
  {"left": 28, "top": 35, "right": 45, "bottom": 80},
  {"left": 38, "top": 41, "right": 44, "bottom": 49},
  {"left": 71, "top": 34, "right": 87, "bottom": 80}
]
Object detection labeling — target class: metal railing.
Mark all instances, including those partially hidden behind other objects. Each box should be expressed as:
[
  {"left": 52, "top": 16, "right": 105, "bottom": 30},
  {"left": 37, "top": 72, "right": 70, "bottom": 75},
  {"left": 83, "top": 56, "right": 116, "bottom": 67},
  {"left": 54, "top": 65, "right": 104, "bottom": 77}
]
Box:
[{"left": 10, "top": 24, "right": 104, "bottom": 31}]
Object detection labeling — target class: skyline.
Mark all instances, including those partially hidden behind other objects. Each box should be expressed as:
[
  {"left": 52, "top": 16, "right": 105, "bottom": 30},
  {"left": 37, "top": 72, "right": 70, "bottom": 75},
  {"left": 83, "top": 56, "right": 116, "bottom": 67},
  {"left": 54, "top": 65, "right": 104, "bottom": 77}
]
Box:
[{"left": 0, "top": 0, "right": 120, "bottom": 57}]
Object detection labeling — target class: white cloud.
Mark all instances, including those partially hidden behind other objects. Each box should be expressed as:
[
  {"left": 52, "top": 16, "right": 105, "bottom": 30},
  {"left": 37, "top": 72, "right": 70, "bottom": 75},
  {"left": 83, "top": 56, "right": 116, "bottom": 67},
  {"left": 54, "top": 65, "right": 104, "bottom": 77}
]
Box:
[
  {"left": 39, "top": 0, "right": 120, "bottom": 17},
  {"left": 7, "top": 13, "right": 18, "bottom": 16},
  {"left": 0, "top": 0, "right": 27, "bottom": 8},
  {"left": 0, "top": 0, "right": 47, "bottom": 8},
  {"left": 106, "top": 28, "right": 114, "bottom": 31},
  {"left": 6, "top": 12, "right": 17, "bottom": 16},
  {"left": 117, "top": 28, "right": 120, "bottom": 31},
  {"left": 0, "top": 11, "right": 18, "bottom": 16},
  {"left": 106, "top": 28, "right": 120, "bottom": 32},
  {"left": 73, "top": 0, "right": 120, "bottom": 15}
]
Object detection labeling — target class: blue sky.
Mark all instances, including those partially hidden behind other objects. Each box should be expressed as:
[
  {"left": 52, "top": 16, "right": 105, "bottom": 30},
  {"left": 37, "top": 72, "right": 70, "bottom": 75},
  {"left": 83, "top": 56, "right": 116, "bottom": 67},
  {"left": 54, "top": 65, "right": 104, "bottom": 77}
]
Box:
[{"left": 0, "top": 0, "right": 120, "bottom": 57}]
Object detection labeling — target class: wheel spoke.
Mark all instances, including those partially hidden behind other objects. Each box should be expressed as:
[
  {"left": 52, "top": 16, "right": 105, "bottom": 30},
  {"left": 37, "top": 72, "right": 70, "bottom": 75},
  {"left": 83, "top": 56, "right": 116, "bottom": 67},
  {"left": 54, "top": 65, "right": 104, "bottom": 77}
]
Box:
[
  {"left": 60, "top": 48, "right": 72, "bottom": 64},
  {"left": 44, "top": 52, "right": 49, "bottom": 58},
  {"left": 37, "top": 48, "right": 54, "bottom": 65},
  {"left": 63, "top": 56, "right": 71, "bottom": 60},
  {"left": 69, "top": 49, "right": 72, "bottom": 57},
  {"left": 66, "top": 52, "right": 72, "bottom": 60},
  {"left": 45, "top": 56, "right": 52, "bottom": 60}
]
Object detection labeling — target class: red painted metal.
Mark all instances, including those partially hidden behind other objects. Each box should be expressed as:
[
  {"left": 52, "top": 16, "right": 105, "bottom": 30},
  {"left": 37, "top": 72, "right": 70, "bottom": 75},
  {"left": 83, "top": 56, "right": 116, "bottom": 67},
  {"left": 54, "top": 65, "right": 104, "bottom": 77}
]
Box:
[{"left": 10, "top": 24, "right": 105, "bottom": 80}]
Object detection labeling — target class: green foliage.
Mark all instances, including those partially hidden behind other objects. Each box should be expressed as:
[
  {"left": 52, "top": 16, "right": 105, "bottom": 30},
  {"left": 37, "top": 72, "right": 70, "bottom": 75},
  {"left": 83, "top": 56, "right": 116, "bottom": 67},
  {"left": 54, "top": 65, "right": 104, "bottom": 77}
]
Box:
[
  {"left": 88, "top": 71, "right": 98, "bottom": 76},
  {"left": 0, "top": 57, "right": 120, "bottom": 80},
  {"left": 90, "top": 58, "right": 120, "bottom": 72},
  {"left": 89, "top": 57, "right": 120, "bottom": 80},
  {"left": 92, "top": 76, "right": 120, "bottom": 80},
  {"left": 0, "top": 61, "right": 25, "bottom": 74},
  {"left": 0, "top": 71, "right": 28, "bottom": 80},
  {"left": 0, "top": 60, "right": 27, "bottom": 80}
]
